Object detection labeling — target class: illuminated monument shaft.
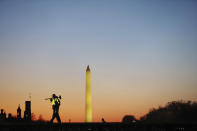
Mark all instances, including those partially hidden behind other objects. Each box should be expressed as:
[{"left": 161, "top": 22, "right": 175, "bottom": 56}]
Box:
[{"left": 85, "top": 65, "right": 92, "bottom": 122}]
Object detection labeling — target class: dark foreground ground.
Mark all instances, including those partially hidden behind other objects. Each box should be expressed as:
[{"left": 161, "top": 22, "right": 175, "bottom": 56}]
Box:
[{"left": 0, "top": 122, "right": 197, "bottom": 131}]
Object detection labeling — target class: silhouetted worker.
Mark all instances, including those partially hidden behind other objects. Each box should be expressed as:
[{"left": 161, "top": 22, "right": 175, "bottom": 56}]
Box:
[
  {"left": 50, "top": 94, "right": 61, "bottom": 123},
  {"left": 102, "top": 118, "right": 106, "bottom": 123}
]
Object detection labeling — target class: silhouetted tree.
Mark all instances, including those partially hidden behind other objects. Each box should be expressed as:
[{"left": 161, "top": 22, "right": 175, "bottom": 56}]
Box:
[
  {"left": 122, "top": 115, "right": 136, "bottom": 124},
  {"left": 37, "top": 114, "right": 45, "bottom": 122},
  {"left": 140, "top": 100, "right": 197, "bottom": 123},
  {"left": 31, "top": 113, "right": 36, "bottom": 121}
]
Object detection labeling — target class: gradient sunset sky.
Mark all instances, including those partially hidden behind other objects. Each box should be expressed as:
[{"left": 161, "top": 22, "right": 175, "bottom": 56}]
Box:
[{"left": 0, "top": 0, "right": 197, "bottom": 122}]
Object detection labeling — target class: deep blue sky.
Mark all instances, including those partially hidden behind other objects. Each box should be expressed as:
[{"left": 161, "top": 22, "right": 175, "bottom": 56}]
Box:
[{"left": 0, "top": 0, "right": 197, "bottom": 121}]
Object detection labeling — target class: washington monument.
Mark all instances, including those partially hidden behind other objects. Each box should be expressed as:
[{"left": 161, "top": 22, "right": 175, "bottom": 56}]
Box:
[{"left": 85, "top": 65, "right": 92, "bottom": 122}]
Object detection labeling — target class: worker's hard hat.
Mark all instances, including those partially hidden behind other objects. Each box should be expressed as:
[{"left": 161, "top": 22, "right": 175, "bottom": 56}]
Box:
[{"left": 52, "top": 94, "right": 56, "bottom": 98}]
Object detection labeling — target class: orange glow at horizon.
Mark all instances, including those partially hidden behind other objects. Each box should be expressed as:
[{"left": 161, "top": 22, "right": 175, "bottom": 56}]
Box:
[{"left": 1, "top": 66, "right": 196, "bottom": 122}]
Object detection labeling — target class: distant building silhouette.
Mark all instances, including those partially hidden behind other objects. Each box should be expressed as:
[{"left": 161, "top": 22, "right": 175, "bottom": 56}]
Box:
[
  {"left": 0, "top": 109, "right": 6, "bottom": 121},
  {"left": 24, "top": 101, "right": 31, "bottom": 121},
  {"left": 17, "top": 104, "right": 21, "bottom": 120},
  {"left": 7, "top": 113, "right": 14, "bottom": 121}
]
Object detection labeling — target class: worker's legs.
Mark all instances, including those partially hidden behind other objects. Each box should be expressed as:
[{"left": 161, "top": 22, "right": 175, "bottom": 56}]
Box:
[
  {"left": 50, "top": 112, "right": 56, "bottom": 123},
  {"left": 55, "top": 106, "right": 61, "bottom": 123},
  {"left": 56, "top": 113, "right": 61, "bottom": 123},
  {"left": 51, "top": 106, "right": 61, "bottom": 123},
  {"left": 50, "top": 106, "right": 56, "bottom": 123}
]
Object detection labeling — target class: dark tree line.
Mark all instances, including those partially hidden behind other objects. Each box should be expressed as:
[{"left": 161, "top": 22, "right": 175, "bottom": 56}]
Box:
[{"left": 140, "top": 100, "right": 197, "bottom": 123}]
